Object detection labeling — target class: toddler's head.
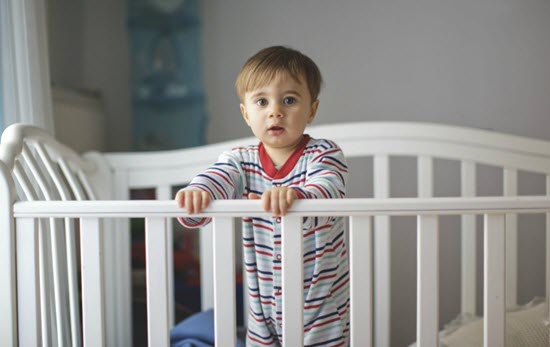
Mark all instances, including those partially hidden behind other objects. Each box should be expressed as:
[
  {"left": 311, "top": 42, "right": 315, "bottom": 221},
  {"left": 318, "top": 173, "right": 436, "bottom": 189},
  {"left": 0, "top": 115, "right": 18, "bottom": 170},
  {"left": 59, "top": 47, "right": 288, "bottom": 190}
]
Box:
[{"left": 235, "top": 46, "right": 323, "bottom": 103}]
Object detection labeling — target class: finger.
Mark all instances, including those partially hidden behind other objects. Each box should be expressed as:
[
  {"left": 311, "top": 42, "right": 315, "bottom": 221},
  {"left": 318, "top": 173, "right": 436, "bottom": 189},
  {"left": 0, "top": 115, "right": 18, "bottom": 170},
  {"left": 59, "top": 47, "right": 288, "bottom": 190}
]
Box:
[
  {"left": 193, "top": 191, "right": 202, "bottom": 214},
  {"left": 271, "top": 190, "right": 280, "bottom": 216},
  {"left": 175, "top": 190, "right": 185, "bottom": 208},
  {"left": 262, "top": 190, "right": 271, "bottom": 213},
  {"left": 184, "top": 191, "right": 194, "bottom": 214},
  {"left": 279, "top": 191, "right": 288, "bottom": 216},
  {"left": 286, "top": 189, "right": 296, "bottom": 207},
  {"left": 201, "top": 191, "right": 210, "bottom": 210},
  {"left": 281, "top": 189, "right": 296, "bottom": 216},
  {"left": 248, "top": 192, "right": 261, "bottom": 200}
]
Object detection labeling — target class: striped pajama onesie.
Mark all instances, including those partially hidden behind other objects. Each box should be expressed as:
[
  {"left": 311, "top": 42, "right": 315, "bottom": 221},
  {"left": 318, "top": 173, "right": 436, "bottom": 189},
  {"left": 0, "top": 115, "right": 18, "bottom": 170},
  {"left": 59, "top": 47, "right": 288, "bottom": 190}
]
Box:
[{"left": 179, "top": 135, "right": 350, "bottom": 346}]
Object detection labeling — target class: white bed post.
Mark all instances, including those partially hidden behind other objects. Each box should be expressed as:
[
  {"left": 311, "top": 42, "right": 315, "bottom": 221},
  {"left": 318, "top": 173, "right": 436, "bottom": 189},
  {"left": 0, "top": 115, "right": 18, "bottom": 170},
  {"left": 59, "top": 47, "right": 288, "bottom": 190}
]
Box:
[
  {"left": 483, "top": 214, "right": 506, "bottom": 347},
  {"left": 212, "top": 217, "right": 237, "bottom": 346},
  {"left": 80, "top": 218, "right": 106, "bottom": 347},
  {"left": 282, "top": 216, "right": 303, "bottom": 346},
  {"left": 417, "top": 156, "right": 439, "bottom": 346},
  {"left": 349, "top": 216, "right": 374, "bottom": 346},
  {"left": 16, "top": 217, "right": 42, "bottom": 346},
  {"left": 200, "top": 223, "right": 214, "bottom": 311},
  {"left": 113, "top": 170, "right": 132, "bottom": 347},
  {"left": 82, "top": 152, "right": 124, "bottom": 347},
  {"left": 0, "top": 163, "right": 17, "bottom": 347},
  {"left": 145, "top": 218, "right": 171, "bottom": 346},
  {"left": 460, "top": 161, "right": 477, "bottom": 315},
  {"left": 503, "top": 168, "right": 518, "bottom": 308},
  {"left": 374, "top": 155, "right": 391, "bottom": 347},
  {"left": 155, "top": 185, "right": 175, "bottom": 328}
]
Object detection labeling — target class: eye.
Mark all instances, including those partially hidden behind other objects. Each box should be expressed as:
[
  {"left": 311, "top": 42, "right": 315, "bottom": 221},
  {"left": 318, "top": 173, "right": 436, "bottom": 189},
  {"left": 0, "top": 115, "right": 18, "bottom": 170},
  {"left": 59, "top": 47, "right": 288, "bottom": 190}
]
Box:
[
  {"left": 256, "top": 98, "right": 268, "bottom": 106},
  {"left": 283, "top": 97, "right": 296, "bottom": 105}
]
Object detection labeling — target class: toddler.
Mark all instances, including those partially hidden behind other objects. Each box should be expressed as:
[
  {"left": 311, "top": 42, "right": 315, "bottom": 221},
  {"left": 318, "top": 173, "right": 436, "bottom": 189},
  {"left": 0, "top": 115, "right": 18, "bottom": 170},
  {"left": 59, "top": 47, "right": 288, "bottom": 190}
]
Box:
[{"left": 176, "top": 46, "right": 349, "bottom": 347}]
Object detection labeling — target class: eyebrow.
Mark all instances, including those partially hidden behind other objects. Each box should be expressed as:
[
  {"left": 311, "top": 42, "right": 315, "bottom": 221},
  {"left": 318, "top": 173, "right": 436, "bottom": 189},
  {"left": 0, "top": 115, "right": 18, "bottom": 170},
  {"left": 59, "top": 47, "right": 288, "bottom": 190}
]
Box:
[{"left": 248, "top": 90, "right": 302, "bottom": 99}]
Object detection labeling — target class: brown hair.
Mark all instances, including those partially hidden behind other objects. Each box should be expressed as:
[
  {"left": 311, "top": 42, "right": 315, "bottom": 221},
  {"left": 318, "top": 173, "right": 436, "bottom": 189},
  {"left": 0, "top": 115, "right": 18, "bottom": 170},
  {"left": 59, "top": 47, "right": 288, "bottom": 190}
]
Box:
[{"left": 235, "top": 46, "right": 323, "bottom": 102}]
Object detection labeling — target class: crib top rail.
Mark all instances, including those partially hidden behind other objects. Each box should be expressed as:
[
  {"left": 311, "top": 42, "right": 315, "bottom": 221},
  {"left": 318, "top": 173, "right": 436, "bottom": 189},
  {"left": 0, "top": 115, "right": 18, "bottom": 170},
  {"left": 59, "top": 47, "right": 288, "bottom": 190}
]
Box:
[{"left": 12, "top": 196, "right": 550, "bottom": 218}]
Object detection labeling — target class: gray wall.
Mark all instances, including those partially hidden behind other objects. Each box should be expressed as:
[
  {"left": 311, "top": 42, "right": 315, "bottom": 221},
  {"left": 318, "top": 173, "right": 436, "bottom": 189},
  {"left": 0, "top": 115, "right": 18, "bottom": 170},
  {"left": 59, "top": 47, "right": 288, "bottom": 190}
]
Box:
[
  {"left": 48, "top": 0, "right": 131, "bottom": 151},
  {"left": 48, "top": 1, "right": 550, "bottom": 346},
  {"left": 202, "top": 0, "right": 550, "bottom": 144}
]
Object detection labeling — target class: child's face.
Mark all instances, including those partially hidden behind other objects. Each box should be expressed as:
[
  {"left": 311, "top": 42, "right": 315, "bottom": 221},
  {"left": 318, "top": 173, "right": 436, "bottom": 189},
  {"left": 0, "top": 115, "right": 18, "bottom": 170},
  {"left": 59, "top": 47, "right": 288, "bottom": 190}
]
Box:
[{"left": 240, "top": 72, "right": 319, "bottom": 156}]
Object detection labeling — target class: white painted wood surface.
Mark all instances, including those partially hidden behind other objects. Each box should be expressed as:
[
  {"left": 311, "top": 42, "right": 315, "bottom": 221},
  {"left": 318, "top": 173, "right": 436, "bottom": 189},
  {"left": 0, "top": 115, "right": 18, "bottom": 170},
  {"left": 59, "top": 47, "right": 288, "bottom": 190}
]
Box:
[
  {"left": 282, "top": 216, "right": 304, "bottom": 346},
  {"left": 36, "top": 142, "right": 81, "bottom": 346},
  {"left": 0, "top": 162, "right": 18, "bottom": 347},
  {"left": 374, "top": 154, "right": 391, "bottom": 347},
  {"left": 212, "top": 217, "right": 237, "bottom": 347},
  {"left": 417, "top": 157, "right": 439, "bottom": 347},
  {"left": 145, "top": 218, "right": 170, "bottom": 347},
  {"left": 483, "top": 214, "right": 506, "bottom": 347},
  {"left": 80, "top": 218, "right": 106, "bottom": 347},
  {"left": 16, "top": 217, "right": 41, "bottom": 347},
  {"left": 350, "top": 216, "right": 374, "bottom": 347},
  {"left": 503, "top": 168, "right": 518, "bottom": 308},
  {"left": 112, "top": 170, "right": 132, "bottom": 347},
  {"left": 156, "top": 185, "right": 175, "bottom": 328},
  {"left": 460, "top": 161, "right": 477, "bottom": 315},
  {"left": 5, "top": 122, "right": 550, "bottom": 347},
  {"left": 417, "top": 215, "right": 439, "bottom": 347},
  {"left": 200, "top": 223, "right": 215, "bottom": 311}
]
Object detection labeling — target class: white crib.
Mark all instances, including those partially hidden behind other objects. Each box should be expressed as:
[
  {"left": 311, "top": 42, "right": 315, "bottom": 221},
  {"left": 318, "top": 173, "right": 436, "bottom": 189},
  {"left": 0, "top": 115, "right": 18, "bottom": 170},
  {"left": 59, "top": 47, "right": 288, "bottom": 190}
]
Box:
[{"left": 1, "top": 121, "right": 549, "bottom": 347}]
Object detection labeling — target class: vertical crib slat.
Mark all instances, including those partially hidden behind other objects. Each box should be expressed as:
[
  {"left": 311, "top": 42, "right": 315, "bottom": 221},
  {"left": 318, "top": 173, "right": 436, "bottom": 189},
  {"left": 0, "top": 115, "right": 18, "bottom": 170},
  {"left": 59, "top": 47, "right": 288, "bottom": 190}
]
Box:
[
  {"left": 417, "top": 215, "right": 439, "bottom": 347},
  {"left": 461, "top": 161, "right": 477, "bottom": 315},
  {"left": 0, "top": 173, "right": 17, "bottom": 347},
  {"left": 374, "top": 154, "right": 390, "bottom": 347},
  {"left": 41, "top": 152, "right": 83, "bottom": 347},
  {"left": 146, "top": 217, "right": 170, "bottom": 347},
  {"left": 80, "top": 218, "right": 105, "bottom": 347},
  {"left": 213, "top": 217, "right": 236, "bottom": 347},
  {"left": 16, "top": 217, "right": 42, "bottom": 347},
  {"left": 156, "top": 185, "right": 175, "bottom": 328},
  {"left": 350, "top": 216, "right": 373, "bottom": 346},
  {"left": 22, "top": 143, "right": 68, "bottom": 345},
  {"left": 417, "top": 157, "right": 439, "bottom": 346},
  {"left": 113, "top": 170, "right": 132, "bottom": 347},
  {"left": 200, "top": 223, "right": 214, "bottom": 311},
  {"left": 282, "top": 216, "right": 303, "bottom": 346},
  {"left": 503, "top": 168, "right": 518, "bottom": 308},
  {"left": 38, "top": 220, "right": 53, "bottom": 347},
  {"left": 483, "top": 214, "right": 506, "bottom": 347}
]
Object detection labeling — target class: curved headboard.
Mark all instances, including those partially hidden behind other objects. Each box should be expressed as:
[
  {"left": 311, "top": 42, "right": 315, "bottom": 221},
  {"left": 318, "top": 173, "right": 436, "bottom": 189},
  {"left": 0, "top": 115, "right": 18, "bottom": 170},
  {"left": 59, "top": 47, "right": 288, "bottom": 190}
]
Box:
[{"left": 98, "top": 121, "right": 550, "bottom": 189}]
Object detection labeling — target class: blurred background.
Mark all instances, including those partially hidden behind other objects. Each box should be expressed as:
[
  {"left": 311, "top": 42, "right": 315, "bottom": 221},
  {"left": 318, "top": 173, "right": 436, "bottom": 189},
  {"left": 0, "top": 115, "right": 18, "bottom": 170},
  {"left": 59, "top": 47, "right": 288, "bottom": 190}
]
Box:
[{"left": 1, "top": 0, "right": 549, "bottom": 346}]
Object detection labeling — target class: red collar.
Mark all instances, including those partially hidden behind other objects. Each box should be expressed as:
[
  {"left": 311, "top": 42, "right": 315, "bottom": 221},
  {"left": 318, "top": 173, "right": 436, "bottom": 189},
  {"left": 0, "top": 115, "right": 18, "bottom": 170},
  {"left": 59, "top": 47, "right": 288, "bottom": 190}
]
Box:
[{"left": 259, "top": 135, "right": 310, "bottom": 179}]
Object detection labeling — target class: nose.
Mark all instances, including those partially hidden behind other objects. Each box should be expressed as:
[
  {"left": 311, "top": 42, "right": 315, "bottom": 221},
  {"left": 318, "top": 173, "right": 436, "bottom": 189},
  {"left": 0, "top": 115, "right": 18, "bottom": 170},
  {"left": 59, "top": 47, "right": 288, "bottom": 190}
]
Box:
[{"left": 269, "top": 104, "right": 284, "bottom": 118}]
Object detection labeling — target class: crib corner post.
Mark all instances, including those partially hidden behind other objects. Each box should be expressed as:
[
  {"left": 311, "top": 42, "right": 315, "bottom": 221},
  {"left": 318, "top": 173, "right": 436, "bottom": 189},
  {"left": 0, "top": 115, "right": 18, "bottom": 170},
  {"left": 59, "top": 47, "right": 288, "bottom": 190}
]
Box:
[{"left": 0, "top": 162, "right": 18, "bottom": 347}]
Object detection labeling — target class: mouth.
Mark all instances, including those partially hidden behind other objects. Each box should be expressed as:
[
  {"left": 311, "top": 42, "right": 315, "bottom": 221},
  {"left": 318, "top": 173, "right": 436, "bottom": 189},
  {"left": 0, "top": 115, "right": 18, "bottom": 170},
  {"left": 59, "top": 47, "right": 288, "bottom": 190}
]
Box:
[{"left": 268, "top": 125, "right": 285, "bottom": 135}]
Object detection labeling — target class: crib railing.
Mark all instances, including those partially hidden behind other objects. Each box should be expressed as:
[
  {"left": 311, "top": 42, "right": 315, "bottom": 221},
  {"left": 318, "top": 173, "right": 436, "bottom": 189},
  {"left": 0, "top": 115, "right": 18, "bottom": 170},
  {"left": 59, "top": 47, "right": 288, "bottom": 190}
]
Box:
[{"left": 10, "top": 196, "right": 550, "bottom": 347}]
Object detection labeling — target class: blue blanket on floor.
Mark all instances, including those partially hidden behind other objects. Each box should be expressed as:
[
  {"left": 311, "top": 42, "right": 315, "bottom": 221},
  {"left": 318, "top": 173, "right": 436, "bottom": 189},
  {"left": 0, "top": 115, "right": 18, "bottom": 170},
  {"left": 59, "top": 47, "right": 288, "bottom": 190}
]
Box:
[{"left": 170, "top": 309, "right": 245, "bottom": 347}]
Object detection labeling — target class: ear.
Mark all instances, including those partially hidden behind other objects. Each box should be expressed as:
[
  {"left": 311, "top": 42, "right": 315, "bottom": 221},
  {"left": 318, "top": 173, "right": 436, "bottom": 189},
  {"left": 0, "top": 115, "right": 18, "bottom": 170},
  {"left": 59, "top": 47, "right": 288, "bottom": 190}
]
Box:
[
  {"left": 308, "top": 99, "right": 319, "bottom": 124},
  {"left": 240, "top": 103, "right": 250, "bottom": 126}
]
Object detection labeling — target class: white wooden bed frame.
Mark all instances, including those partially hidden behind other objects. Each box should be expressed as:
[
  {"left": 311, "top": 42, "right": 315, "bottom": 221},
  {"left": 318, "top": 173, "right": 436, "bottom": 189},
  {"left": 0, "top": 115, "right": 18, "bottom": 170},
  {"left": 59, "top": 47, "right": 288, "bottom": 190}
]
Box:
[{"left": 1, "top": 121, "right": 549, "bottom": 347}]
